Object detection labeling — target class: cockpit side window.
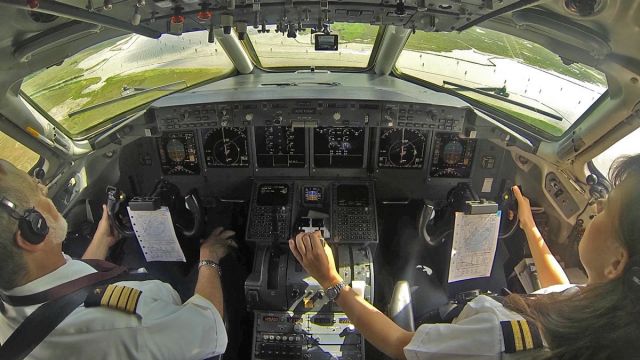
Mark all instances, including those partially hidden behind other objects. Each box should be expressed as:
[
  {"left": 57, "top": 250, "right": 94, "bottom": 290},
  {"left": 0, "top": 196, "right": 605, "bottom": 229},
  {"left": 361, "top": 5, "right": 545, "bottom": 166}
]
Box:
[
  {"left": 395, "top": 27, "right": 608, "bottom": 138},
  {"left": 0, "top": 130, "right": 39, "bottom": 172},
  {"left": 592, "top": 127, "right": 640, "bottom": 179},
  {"left": 20, "top": 33, "right": 235, "bottom": 138}
]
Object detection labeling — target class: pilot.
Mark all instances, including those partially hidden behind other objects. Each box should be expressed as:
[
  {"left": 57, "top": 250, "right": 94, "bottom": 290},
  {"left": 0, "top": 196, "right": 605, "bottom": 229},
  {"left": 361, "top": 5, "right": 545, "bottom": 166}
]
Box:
[
  {"left": 289, "top": 154, "right": 640, "bottom": 359},
  {"left": 0, "top": 159, "right": 235, "bottom": 360}
]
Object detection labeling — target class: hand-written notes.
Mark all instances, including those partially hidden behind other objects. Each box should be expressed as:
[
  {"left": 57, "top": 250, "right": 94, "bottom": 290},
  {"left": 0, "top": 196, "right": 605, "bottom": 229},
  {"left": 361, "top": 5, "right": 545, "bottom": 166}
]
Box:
[{"left": 128, "top": 206, "right": 186, "bottom": 262}]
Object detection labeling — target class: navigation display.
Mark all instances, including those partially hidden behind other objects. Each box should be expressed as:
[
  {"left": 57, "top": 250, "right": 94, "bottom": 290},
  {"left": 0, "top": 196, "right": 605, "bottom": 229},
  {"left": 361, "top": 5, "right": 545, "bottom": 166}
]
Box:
[
  {"left": 313, "top": 127, "right": 365, "bottom": 168},
  {"left": 202, "top": 127, "right": 250, "bottom": 168},
  {"left": 257, "top": 184, "right": 290, "bottom": 206},
  {"left": 430, "top": 133, "right": 477, "bottom": 178},
  {"left": 254, "top": 126, "right": 306, "bottom": 168},
  {"left": 378, "top": 128, "right": 427, "bottom": 169}
]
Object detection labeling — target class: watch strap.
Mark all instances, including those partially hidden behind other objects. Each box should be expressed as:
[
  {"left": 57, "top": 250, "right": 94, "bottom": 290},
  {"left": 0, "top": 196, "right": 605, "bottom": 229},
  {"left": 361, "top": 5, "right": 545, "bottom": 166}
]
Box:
[
  {"left": 326, "top": 281, "right": 346, "bottom": 301},
  {"left": 198, "top": 260, "right": 222, "bottom": 276}
]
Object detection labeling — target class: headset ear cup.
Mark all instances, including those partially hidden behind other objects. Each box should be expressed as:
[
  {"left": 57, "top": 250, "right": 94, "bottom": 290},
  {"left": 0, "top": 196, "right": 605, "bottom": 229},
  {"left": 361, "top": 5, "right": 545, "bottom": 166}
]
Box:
[
  {"left": 625, "top": 258, "right": 640, "bottom": 294},
  {"left": 18, "top": 209, "right": 49, "bottom": 245}
]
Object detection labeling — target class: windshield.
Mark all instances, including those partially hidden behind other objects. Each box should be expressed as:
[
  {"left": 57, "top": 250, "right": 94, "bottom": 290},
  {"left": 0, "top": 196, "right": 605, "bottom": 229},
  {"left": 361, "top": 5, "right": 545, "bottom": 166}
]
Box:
[
  {"left": 246, "top": 22, "right": 379, "bottom": 69},
  {"left": 21, "top": 32, "right": 234, "bottom": 137},
  {"left": 396, "top": 27, "right": 608, "bottom": 137}
]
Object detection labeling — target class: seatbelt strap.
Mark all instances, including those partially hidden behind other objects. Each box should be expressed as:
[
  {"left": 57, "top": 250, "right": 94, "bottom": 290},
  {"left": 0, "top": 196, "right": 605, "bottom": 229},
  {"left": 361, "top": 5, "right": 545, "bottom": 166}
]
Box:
[
  {"left": 0, "top": 285, "right": 93, "bottom": 360},
  {"left": 0, "top": 260, "right": 137, "bottom": 360},
  {"left": 0, "top": 260, "right": 127, "bottom": 307}
]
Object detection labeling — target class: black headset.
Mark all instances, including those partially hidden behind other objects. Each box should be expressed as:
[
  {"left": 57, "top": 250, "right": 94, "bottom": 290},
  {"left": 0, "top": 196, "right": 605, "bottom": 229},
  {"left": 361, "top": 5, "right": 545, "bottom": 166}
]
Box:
[
  {"left": 625, "top": 257, "right": 640, "bottom": 295},
  {"left": 0, "top": 196, "right": 49, "bottom": 245}
]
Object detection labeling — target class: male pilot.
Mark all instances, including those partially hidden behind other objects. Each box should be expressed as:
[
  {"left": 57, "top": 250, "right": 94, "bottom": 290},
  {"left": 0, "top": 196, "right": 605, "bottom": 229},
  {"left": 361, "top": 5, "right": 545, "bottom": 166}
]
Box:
[{"left": 0, "top": 159, "right": 235, "bottom": 359}]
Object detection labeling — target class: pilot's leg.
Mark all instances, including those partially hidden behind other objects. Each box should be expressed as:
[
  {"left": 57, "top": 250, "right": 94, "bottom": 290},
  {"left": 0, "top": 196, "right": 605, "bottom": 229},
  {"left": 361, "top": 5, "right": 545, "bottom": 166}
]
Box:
[{"left": 391, "top": 216, "right": 449, "bottom": 324}]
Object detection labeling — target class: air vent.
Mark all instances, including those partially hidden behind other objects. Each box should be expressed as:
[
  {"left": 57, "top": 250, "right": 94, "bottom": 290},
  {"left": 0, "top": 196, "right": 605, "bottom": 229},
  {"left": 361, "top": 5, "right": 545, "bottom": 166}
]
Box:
[{"left": 260, "top": 82, "right": 340, "bottom": 87}]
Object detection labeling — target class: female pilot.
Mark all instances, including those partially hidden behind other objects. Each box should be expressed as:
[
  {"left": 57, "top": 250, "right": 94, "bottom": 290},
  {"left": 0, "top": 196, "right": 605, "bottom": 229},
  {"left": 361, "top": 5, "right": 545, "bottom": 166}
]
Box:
[{"left": 289, "top": 154, "right": 640, "bottom": 359}]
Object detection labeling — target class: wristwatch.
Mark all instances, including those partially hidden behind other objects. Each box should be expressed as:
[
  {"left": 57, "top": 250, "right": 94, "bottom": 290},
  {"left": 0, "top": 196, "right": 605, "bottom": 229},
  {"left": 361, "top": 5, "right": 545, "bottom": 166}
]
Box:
[
  {"left": 325, "top": 282, "right": 346, "bottom": 301},
  {"left": 198, "top": 259, "right": 222, "bottom": 276}
]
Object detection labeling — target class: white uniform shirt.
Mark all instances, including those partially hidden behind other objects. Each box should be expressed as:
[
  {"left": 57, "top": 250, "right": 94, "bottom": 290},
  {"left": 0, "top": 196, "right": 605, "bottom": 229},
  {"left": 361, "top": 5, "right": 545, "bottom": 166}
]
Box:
[
  {"left": 0, "top": 257, "right": 227, "bottom": 360},
  {"left": 403, "top": 285, "right": 576, "bottom": 360}
]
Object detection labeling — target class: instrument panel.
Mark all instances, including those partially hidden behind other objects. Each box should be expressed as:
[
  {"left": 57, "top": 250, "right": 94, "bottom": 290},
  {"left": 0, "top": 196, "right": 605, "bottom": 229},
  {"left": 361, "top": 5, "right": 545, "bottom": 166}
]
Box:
[
  {"left": 158, "top": 131, "right": 200, "bottom": 175},
  {"left": 255, "top": 126, "right": 306, "bottom": 168},
  {"left": 153, "top": 100, "right": 483, "bottom": 178},
  {"left": 430, "top": 133, "right": 477, "bottom": 178},
  {"left": 313, "top": 127, "right": 365, "bottom": 168},
  {"left": 378, "top": 128, "right": 428, "bottom": 169},
  {"left": 202, "top": 127, "right": 250, "bottom": 168}
]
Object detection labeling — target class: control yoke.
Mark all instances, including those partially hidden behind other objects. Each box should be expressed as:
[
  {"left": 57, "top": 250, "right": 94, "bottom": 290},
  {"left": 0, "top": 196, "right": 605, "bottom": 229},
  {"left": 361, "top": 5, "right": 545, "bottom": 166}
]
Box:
[{"left": 105, "top": 180, "right": 204, "bottom": 240}]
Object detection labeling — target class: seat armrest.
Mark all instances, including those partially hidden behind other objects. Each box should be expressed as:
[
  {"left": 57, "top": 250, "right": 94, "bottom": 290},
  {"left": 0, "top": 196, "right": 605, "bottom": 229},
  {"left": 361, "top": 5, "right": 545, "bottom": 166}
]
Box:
[{"left": 387, "top": 281, "right": 415, "bottom": 331}]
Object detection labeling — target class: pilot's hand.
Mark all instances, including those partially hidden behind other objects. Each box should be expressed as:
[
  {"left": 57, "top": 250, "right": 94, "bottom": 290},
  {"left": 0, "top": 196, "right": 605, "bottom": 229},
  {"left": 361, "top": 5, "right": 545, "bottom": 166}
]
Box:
[
  {"left": 512, "top": 186, "right": 536, "bottom": 231},
  {"left": 201, "top": 227, "right": 237, "bottom": 262},
  {"left": 289, "top": 231, "right": 343, "bottom": 289},
  {"left": 93, "top": 205, "right": 119, "bottom": 248},
  {"left": 83, "top": 205, "right": 119, "bottom": 260}
]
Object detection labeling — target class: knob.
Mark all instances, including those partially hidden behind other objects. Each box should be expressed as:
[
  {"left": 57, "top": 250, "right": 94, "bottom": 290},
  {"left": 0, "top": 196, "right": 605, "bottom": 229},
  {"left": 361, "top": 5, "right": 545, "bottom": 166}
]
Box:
[
  {"left": 426, "top": 111, "right": 437, "bottom": 123},
  {"left": 293, "top": 324, "right": 303, "bottom": 333},
  {"left": 333, "top": 112, "right": 341, "bottom": 121},
  {"left": 245, "top": 113, "right": 254, "bottom": 121}
]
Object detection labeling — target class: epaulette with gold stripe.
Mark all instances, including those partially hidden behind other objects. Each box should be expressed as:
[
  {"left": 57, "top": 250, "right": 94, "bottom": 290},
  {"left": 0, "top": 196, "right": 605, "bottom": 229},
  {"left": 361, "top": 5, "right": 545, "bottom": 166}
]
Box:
[
  {"left": 84, "top": 284, "right": 142, "bottom": 315},
  {"left": 500, "top": 320, "right": 543, "bottom": 353}
]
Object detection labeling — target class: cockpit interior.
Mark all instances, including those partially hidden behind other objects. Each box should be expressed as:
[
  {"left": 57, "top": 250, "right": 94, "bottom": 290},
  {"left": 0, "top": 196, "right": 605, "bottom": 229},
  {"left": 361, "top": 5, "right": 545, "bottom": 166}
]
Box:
[{"left": 1, "top": 0, "right": 640, "bottom": 359}]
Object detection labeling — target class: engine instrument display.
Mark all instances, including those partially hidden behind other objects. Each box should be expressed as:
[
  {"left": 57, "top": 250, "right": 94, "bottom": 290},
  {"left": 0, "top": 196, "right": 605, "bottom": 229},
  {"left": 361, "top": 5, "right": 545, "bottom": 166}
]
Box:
[
  {"left": 202, "top": 127, "right": 250, "bottom": 168},
  {"left": 313, "top": 127, "right": 365, "bottom": 168},
  {"left": 430, "top": 133, "right": 477, "bottom": 178},
  {"left": 158, "top": 131, "right": 200, "bottom": 175},
  {"left": 254, "top": 126, "right": 305, "bottom": 168},
  {"left": 378, "top": 128, "right": 428, "bottom": 169}
]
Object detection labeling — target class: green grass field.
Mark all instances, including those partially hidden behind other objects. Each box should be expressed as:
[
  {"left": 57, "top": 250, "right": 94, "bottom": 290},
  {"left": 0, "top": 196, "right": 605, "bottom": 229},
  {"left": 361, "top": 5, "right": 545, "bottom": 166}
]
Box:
[
  {"left": 60, "top": 68, "right": 229, "bottom": 134},
  {"left": 403, "top": 27, "right": 606, "bottom": 86},
  {"left": 331, "top": 23, "right": 379, "bottom": 44},
  {"left": 25, "top": 66, "right": 230, "bottom": 135}
]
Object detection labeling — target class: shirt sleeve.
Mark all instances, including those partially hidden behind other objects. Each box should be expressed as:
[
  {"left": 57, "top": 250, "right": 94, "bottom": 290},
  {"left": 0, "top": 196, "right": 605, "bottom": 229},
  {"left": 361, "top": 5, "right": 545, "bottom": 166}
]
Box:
[
  {"left": 122, "top": 281, "right": 228, "bottom": 360},
  {"left": 403, "top": 312, "right": 502, "bottom": 360}
]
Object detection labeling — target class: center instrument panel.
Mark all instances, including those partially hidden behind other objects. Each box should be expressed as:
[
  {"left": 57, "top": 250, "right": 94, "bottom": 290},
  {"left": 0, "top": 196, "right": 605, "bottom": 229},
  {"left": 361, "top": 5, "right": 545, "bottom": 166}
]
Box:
[
  {"left": 152, "top": 99, "right": 474, "bottom": 178},
  {"left": 244, "top": 180, "right": 375, "bottom": 360},
  {"left": 149, "top": 99, "right": 488, "bottom": 360}
]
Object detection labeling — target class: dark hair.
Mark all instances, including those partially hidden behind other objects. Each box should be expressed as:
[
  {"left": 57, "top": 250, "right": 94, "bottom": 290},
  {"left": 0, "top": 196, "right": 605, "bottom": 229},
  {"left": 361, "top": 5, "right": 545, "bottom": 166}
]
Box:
[{"left": 504, "top": 154, "right": 640, "bottom": 360}]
